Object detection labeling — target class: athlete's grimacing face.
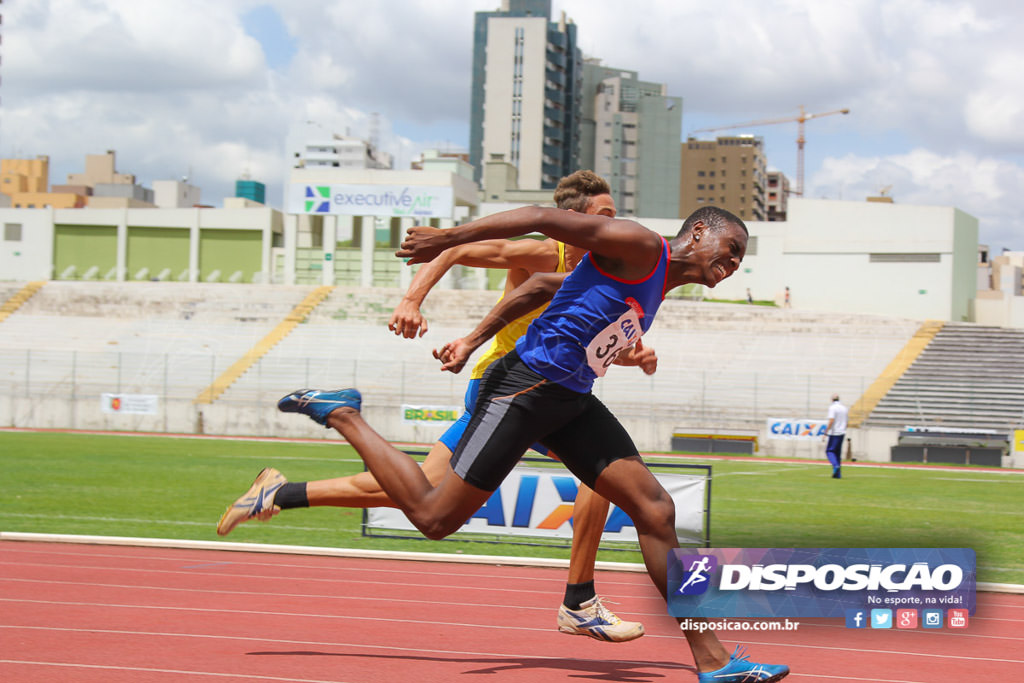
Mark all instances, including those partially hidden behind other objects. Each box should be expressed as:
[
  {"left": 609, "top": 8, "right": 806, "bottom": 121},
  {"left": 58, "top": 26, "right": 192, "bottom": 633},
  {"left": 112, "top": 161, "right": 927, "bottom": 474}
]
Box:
[{"left": 695, "top": 223, "right": 747, "bottom": 288}]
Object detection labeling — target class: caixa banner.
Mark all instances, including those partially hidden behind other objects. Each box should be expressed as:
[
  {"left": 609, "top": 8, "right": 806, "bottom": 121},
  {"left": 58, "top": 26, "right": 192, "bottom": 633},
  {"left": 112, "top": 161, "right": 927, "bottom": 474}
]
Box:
[
  {"left": 668, "top": 548, "right": 976, "bottom": 618},
  {"left": 367, "top": 463, "right": 709, "bottom": 545},
  {"left": 766, "top": 418, "right": 829, "bottom": 440}
]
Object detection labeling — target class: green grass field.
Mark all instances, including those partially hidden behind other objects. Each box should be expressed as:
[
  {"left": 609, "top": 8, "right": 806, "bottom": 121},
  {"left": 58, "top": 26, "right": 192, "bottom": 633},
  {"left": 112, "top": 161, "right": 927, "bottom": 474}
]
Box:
[{"left": 2, "top": 430, "right": 1021, "bottom": 585}]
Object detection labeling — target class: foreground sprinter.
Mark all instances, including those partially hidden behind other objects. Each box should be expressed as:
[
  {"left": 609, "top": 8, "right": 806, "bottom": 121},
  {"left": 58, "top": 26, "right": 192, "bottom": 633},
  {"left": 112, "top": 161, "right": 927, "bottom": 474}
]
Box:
[
  {"left": 277, "top": 205, "right": 789, "bottom": 682},
  {"left": 218, "top": 171, "right": 649, "bottom": 641}
]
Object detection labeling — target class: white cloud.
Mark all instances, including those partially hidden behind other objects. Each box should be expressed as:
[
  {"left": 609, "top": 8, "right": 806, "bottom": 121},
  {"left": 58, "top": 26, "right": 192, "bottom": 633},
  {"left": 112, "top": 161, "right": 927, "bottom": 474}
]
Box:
[
  {"left": 2, "top": 0, "right": 1024, "bottom": 249},
  {"left": 1, "top": 0, "right": 479, "bottom": 203},
  {"left": 554, "top": 0, "right": 1024, "bottom": 247},
  {"left": 963, "top": 48, "right": 1024, "bottom": 146},
  {"left": 810, "top": 149, "right": 1024, "bottom": 248},
  {"left": 7, "top": 0, "right": 267, "bottom": 92},
  {"left": 269, "top": 0, "right": 474, "bottom": 122}
]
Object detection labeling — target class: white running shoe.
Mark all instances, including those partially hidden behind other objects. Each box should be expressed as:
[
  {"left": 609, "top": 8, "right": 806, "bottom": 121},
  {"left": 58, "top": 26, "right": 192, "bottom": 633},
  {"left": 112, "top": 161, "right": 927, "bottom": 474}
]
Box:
[
  {"left": 216, "top": 468, "right": 286, "bottom": 536},
  {"left": 557, "top": 596, "right": 645, "bottom": 642}
]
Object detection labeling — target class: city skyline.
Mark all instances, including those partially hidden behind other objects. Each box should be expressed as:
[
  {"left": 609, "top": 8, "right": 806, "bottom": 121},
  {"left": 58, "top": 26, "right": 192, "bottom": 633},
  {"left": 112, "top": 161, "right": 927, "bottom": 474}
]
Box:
[{"left": 3, "top": 0, "right": 1022, "bottom": 249}]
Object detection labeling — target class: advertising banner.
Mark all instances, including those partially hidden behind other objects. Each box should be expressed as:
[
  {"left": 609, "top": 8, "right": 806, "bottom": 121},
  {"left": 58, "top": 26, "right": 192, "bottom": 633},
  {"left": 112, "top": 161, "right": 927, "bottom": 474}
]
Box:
[
  {"left": 766, "top": 417, "right": 829, "bottom": 440},
  {"left": 288, "top": 183, "right": 454, "bottom": 219},
  {"left": 367, "top": 464, "right": 708, "bottom": 545},
  {"left": 100, "top": 393, "right": 159, "bottom": 416},
  {"left": 401, "top": 405, "right": 463, "bottom": 425},
  {"left": 668, "top": 547, "right": 976, "bottom": 619}
]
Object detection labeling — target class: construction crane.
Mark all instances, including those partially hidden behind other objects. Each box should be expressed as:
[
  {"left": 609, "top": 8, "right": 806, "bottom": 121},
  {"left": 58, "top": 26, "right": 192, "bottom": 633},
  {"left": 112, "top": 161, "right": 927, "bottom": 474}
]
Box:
[{"left": 690, "top": 105, "right": 850, "bottom": 196}]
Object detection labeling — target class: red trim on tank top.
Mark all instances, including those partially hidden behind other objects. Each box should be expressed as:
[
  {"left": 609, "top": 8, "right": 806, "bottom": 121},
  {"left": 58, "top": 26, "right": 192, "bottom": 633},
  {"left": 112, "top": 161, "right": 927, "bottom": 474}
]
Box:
[{"left": 588, "top": 237, "right": 669, "bottom": 289}]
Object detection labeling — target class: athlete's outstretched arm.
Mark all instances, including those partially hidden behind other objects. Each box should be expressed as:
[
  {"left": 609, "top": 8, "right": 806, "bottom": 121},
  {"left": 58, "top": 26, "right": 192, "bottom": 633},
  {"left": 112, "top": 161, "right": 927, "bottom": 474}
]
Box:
[
  {"left": 389, "top": 237, "right": 558, "bottom": 338},
  {"left": 397, "top": 207, "right": 660, "bottom": 276},
  {"left": 433, "top": 271, "right": 567, "bottom": 373}
]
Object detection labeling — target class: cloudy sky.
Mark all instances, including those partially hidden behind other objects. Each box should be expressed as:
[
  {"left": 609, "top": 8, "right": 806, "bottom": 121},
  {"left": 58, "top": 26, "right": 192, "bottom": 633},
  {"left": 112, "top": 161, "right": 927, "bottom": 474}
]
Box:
[{"left": 3, "top": 0, "right": 1023, "bottom": 249}]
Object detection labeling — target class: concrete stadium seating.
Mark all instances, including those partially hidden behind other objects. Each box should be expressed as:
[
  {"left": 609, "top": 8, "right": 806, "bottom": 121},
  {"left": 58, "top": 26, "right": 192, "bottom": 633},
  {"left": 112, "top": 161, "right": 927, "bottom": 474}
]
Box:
[
  {"left": 0, "top": 282, "right": 315, "bottom": 411},
  {"left": 4, "top": 281, "right": 1018, "bottom": 457},
  {"left": 865, "top": 322, "right": 1024, "bottom": 431}
]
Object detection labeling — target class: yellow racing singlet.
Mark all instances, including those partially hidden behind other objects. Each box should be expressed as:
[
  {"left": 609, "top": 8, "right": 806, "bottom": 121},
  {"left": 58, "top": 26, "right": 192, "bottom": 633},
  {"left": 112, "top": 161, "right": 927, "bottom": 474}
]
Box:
[{"left": 469, "top": 241, "right": 568, "bottom": 380}]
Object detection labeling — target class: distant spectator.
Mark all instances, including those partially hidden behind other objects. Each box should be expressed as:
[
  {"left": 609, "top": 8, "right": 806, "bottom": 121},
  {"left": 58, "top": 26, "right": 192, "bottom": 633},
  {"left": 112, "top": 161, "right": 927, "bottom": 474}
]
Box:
[
  {"left": 823, "top": 394, "right": 849, "bottom": 478},
  {"left": 746, "top": 288, "right": 753, "bottom": 304},
  {"left": 784, "top": 286, "right": 791, "bottom": 308}
]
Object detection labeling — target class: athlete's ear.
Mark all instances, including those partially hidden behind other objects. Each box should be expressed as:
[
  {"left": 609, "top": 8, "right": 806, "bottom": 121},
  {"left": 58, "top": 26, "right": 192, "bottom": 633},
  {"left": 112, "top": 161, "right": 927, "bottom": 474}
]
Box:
[{"left": 690, "top": 220, "right": 706, "bottom": 242}]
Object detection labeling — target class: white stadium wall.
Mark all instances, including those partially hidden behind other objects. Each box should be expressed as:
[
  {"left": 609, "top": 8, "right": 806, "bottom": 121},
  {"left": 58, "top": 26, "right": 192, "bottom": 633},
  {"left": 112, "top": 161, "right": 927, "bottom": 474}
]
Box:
[
  {"left": 680, "top": 198, "right": 978, "bottom": 321},
  {"left": 0, "top": 209, "right": 56, "bottom": 281}
]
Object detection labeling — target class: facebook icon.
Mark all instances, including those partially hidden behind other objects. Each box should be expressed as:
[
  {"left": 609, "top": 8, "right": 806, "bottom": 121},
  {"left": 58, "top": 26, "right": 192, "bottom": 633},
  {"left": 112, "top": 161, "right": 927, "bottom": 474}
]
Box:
[{"left": 845, "top": 609, "right": 867, "bottom": 629}]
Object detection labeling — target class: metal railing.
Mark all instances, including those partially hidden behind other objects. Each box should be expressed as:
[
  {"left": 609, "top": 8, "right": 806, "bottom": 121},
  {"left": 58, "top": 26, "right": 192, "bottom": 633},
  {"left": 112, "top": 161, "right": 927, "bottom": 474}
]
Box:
[{"left": 0, "top": 348, "right": 877, "bottom": 439}]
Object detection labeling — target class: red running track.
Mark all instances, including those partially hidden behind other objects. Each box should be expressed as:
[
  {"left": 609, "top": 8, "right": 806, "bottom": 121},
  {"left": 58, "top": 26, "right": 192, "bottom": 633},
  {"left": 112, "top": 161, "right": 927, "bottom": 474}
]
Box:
[{"left": 0, "top": 540, "right": 1021, "bottom": 682}]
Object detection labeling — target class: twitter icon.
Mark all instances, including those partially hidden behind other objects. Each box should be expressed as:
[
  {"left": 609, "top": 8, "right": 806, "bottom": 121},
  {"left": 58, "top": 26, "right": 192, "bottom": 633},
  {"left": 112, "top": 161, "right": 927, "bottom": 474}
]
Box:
[{"left": 871, "top": 609, "right": 893, "bottom": 629}]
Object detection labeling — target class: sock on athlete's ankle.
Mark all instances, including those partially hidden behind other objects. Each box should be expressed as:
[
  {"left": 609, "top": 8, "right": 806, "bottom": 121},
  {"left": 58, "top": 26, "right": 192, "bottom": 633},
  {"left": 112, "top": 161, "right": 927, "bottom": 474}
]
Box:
[
  {"left": 563, "top": 580, "right": 596, "bottom": 610},
  {"left": 274, "top": 482, "right": 309, "bottom": 509}
]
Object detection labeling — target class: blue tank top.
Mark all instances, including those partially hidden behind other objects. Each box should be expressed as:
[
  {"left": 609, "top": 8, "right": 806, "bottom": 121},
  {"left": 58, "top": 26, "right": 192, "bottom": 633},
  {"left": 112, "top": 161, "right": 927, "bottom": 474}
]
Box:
[{"left": 515, "top": 237, "right": 670, "bottom": 393}]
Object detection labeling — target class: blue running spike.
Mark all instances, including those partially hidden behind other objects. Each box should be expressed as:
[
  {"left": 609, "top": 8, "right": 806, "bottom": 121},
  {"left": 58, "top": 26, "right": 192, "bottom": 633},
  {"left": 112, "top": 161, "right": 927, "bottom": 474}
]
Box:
[{"left": 277, "top": 388, "right": 362, "bottom": 426}]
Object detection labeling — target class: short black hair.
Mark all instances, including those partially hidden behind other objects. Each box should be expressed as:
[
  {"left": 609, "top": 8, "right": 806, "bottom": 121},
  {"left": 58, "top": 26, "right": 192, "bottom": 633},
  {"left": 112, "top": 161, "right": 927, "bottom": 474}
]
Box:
[{"left": 676, "top": 206, "right": 748, "bottom": 238}]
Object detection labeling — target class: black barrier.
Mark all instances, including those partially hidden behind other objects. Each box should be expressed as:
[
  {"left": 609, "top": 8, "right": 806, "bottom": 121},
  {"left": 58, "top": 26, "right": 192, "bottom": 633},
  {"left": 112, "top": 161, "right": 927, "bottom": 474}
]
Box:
[{"left": 893, "top": 428, "right": 1007, "bottom": 467}]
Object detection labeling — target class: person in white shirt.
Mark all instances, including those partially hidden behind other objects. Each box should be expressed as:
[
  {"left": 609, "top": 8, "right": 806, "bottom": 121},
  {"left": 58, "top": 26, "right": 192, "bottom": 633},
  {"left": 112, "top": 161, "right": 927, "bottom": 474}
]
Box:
[{"left": 824, "top": 394, "right": 849, "bottom": 478}]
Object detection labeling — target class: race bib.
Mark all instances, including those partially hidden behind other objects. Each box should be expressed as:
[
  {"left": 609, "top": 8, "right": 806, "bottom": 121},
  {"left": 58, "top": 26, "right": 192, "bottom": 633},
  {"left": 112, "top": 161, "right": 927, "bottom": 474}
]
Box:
[{"left": 585, "top": 308, "right": 642, "bottom": 377}]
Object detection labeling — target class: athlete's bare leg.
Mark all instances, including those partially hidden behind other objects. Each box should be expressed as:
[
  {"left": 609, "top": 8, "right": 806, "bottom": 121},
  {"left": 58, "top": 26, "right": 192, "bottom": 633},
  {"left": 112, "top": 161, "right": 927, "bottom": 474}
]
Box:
[
  {"left": 305, "top": 442, "right": 453, "bottom": 509},
  {"left": 307, "top": 434, "right": 608, "bottom": 565},
  {"left": 300, "top": 420, "right": 608, "bottom": 583},
  {"left": 324, "top": 407, "right": 491, "bottom": 540},
  {"left": 566, "top": 482, "right": 610, "bottom": 585},
  {"left": 591, "top": 456, "right": 730, "bottom": 673}
]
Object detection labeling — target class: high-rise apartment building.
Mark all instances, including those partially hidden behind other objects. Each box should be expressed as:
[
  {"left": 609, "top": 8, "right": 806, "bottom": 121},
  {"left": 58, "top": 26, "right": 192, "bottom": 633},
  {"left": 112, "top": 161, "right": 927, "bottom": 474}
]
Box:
[
  {"left": 1, "top": 152, "right": 153, "bottom": 209},
  {"left": 286, "top": 123, "right": 393, "bottom": 172},
  {"left": 765, "top": 170, "right": 790, "bottom": 221},
  {"left": 60, "top": 150, "right": 154, "bottom": 207},
  {"left": 153, "top": 180, "right": 202, "bottom": 208},
  {"left": 66, "top": 150, "right": 136, "bottom": 187},
  {"left": 580, "top": 61, "right": 681, "bottom": 218},
  {"left": 1, "top": 156, "right": 50, "bottom": 195},
  {"left": 235, "top": 177, "right": 266, "bottom": 204},
  {"left": 680, "top": 135, "right": 768, "bottom": 222},
  {"left": 0, "top": 155, "right": 86, "bottom": 208},
  {"left": 470, "top": 0, "right": 581, "bottom": 190}
]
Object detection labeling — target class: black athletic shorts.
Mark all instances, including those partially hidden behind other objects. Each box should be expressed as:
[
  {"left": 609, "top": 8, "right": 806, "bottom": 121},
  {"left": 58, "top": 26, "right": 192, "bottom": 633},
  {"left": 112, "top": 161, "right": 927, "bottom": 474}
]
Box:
[{"left": 450, "top": 349, "right": 640, "bottom": 491}]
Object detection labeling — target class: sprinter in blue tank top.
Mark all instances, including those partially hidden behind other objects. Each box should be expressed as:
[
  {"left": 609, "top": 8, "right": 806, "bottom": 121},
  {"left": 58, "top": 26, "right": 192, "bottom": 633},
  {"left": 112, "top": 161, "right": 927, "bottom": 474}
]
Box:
[{"left": 276, "top": 205, "right": 790, "bottom": 682}]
